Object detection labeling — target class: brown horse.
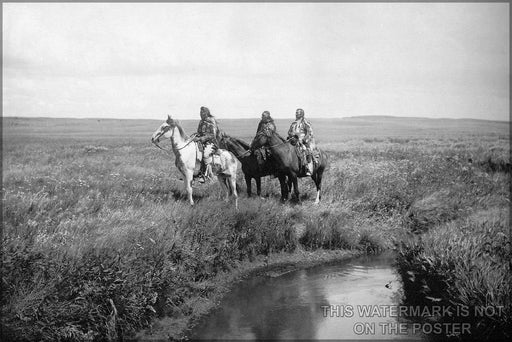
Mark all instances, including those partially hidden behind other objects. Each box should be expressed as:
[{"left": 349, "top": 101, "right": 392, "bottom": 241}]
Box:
[
  {"left": 220, "top": 135, "right": 289, "bottom": 200},
  {"left": 251, "top": 131, "right": 328, "bottom": 203}
]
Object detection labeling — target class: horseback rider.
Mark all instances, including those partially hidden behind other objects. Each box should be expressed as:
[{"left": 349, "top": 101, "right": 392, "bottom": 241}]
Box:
[
  {"left": 251, "top": 111, "right": 276, "bottom": 168},
  {"left": 287, "top": 108, "right": 315, "bottom": 176},
  {"left": 255, "top": 111, "right": 276, "bottom": 135},
  {"left": 193, "top": 106, "right": 223, "bottom": 182}
]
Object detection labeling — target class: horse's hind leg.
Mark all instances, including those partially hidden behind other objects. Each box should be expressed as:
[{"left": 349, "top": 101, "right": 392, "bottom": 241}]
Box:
[
  {"left": 255, "top": 177, "right": 262, "bottom": 197},
  {"left": 224, "top": 178, "right": 230, "bottom": 202},
  {"left": 313, "top": 170, "right": 323, "bottom": 204},
  {"left": 218, "top": 176, "right": 228, "bottom": 201},
  {"left": 230, "top": 176, "right": 238, "bottom": 210},
  {"left": 185, "top": 171, "right": 194, "bottom": 205},
  {"left": 291, "top": 174, "right": 300, "bottom": 202}
]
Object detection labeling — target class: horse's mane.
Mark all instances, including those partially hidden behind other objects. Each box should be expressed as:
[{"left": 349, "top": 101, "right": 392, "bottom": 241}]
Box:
[
  {"left": 223, "top": 134, "right": 250, "bottom": 150},
  {"left": 169, "top": 119, "right": 189, "bottom": 140},
  {"left": 273, "top": 131, "right": 287, "bottom": 142}
]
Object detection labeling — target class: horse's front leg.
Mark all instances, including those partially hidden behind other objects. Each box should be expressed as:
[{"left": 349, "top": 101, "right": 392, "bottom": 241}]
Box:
[
  {"left": 245, "top": 174, "right": 252, "bottom": 197},
  {"left": 290, "top": 174, "right": 300, "bottom": 202},
  {"left": 313, "top": 172, "right": 323, "bottom": 204},
  {"left": 230, "top": 176, "right": 238, "bottom": 210},
  {"left": 184, "top": 170, "right": 194, "bottom": 205}
]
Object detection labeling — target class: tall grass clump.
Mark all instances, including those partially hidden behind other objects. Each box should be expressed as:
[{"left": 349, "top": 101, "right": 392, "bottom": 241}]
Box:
[
  {"left": 396, "top": 208, "right": 511, "bottom": 341},
  {"left": 297, "top": 206, "right": 391, "bottom": 253},
  {"left": 2, "top": 188, "right": 299, "bottom": 341}
]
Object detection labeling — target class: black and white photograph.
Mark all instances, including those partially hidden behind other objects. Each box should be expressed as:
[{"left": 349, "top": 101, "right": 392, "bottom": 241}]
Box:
[{"left": 2, "top": 2, "right": 510, "bottom": 341}]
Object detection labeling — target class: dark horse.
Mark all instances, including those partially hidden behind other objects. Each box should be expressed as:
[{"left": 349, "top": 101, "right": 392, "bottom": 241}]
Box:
[
  {"left": 251, "top": 131, "right": 328, "bottom": 203},
  {"left": 220, "top": 135, "right": 289, "bottom": 200}
]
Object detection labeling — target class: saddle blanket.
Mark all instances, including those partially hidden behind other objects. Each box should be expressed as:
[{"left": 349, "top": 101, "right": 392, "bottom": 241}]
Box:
[{"left": 209, "top": 150, "right": 237, "bottom": 175}]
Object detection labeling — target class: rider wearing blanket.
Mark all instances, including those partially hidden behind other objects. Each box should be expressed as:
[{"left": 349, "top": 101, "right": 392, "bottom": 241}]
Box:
[
  {"left": 256, "top": 111, "right": 276, "bottom": 134},
  {"left": 287, "top": 108, "right": 315, "bottom": 176},
  {"left": 252, "top": 111, "right": 276, "bottom": 168},
  {"left": 193, "top": 106, "right": 223, "bottom": 182}
]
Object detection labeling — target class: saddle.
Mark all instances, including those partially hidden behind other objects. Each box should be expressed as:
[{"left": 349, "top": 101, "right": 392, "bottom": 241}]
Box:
[
  {"left": 294, "top": 145, "right": 307, "bottom": 173},
  {"left": 254, "top": 147, "right": 271, "bottom": 163},
  {"left": 294, "top": 143, "right": 319, "bottom": 174},
  {"left": 192, "top": 141, "right": 216, "bottom": 178},
  {"left": 199, "top": 142, "right": 225, "bottom": 178}
]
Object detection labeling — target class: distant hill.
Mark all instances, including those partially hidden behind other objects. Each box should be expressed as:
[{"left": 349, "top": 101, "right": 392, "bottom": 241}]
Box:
[{"left": 344, "top": 115, "right": 508, "bottom": 124}]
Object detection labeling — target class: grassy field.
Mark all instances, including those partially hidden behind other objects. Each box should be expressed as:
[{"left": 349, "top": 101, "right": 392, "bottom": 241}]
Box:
[{"left": 2, "top": 115, "right": 510, "bottom": 341}]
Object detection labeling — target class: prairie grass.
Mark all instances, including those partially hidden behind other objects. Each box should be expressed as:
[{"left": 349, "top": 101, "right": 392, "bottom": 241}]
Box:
[
  {"left": 396, "top": 208, "right": 511, "bottom": 341},
  {"left": 2, "top": 116, "right": 509, "bottom": 341}
]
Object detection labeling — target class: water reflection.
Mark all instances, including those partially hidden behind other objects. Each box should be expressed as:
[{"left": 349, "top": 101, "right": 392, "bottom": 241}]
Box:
[{"left": 190, "top": 252, "right": 423, "bottom": 340}]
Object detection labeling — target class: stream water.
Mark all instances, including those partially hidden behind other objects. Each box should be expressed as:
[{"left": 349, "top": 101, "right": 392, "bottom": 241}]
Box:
[{"left": 190, "top": 252, "right": 425, "bottom": 340}]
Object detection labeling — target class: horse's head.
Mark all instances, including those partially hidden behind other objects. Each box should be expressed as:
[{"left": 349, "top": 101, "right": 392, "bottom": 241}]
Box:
[
  {"left": 251, "top": 129, "right": 271, "bottom": 150},
  {"left": 151, "top": 115, "right": 176, "bottom": 145}
]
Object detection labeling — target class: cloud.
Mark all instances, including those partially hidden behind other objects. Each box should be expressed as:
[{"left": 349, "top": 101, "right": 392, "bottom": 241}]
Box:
[{"left": 2, "top": 3, "right": 509, "bottom": 121}]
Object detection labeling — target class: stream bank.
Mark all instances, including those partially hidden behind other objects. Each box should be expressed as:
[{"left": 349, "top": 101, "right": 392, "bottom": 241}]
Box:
[{"left": 133, "top": 248, "right": 361, "bottom": 341}]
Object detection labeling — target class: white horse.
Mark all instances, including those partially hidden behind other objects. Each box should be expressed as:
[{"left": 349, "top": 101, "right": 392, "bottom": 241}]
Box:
[{"left": 151, "top": 115, "right": 238, "bottom": 209}]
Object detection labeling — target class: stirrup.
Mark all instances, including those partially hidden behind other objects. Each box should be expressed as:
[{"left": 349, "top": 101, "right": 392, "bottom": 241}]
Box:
[{"left": 197, "top": 173, "right": 206, "bottom": 183}]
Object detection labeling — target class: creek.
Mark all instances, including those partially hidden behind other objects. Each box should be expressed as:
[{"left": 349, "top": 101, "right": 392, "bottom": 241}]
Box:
[{"left": 190, "top": 252, "right": 425, "bottom": 340}]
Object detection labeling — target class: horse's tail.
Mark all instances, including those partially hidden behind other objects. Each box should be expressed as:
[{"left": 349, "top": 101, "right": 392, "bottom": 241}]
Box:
[{"left": 318, "top": 149, "right": 330, "bottom": 170}]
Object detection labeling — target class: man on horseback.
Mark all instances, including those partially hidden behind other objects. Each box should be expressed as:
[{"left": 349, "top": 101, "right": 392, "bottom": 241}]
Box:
[
  {"left": 193, "top": 106, "right": 223, "bottom": 182},
  {"left": 287, "top": 108, "right": 315, "bottom": 176},
  {"left": 255, "top": 111, "right": 276, "bottom": 135},
  {"left": 251, "top": 111, "right": 277, "bottom": 171}
]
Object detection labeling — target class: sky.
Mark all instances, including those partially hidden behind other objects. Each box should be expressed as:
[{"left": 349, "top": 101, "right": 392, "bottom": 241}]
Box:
[{"left": 2, "top": 2, "right": 510, "bottom": 121}]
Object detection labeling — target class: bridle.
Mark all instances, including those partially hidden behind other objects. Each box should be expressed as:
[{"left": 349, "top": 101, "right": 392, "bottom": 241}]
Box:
[{"left": 152, "top": 124, "right": 197, "bottom": 152}]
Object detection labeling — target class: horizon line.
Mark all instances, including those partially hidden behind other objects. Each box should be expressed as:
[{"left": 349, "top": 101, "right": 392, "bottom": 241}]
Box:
[{"left": 2, "top": 114, "right": 510, "bottom": 123}]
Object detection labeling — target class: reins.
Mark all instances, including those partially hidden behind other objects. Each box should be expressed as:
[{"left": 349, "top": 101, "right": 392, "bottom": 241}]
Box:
[
  {"left": 174, "top": 133, "right": 197, "bottom": 151},
  {"left": 255, "top": 131, "right": 291, "bottom": 148},
  {"left": 237, "top": 149, "right": 252, "bottom": 157},
  {"left": 153, "top": 126, "right": 197, "bottom": 152},
  {"left": 153, "top": 141, "right": 171, "bottom": 152},
  {"left": 221, "top": 136, "right": 252, "bottom": 157},
  {"left": 268, "top": 139, "right": 290, "bottom": 148}
]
